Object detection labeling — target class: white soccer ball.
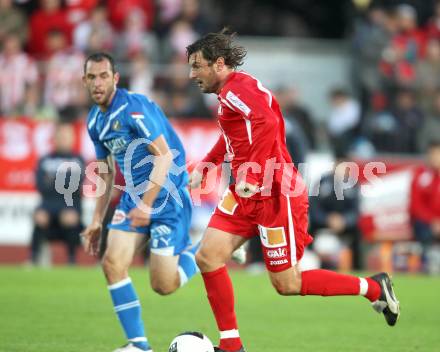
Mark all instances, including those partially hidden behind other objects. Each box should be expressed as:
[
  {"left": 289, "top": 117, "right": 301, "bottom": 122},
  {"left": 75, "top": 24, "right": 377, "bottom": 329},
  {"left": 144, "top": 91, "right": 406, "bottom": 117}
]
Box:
[{"left": 168, "top": 331, "right": 215, "bottom": 352}]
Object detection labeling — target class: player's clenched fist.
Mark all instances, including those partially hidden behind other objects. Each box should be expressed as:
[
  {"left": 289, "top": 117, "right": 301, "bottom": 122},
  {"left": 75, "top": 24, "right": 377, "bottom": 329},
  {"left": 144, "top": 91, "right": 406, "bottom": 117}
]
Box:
[
  {"left": 81, "top": 221, "right": 102, "bottom": 256},
  {"left": 235, "top": 180, "right": 260, "bottom": 198},
  {"left": 128, "top": 207, "right": 151, "bottom": 227},
  {"left": 189, "top": 168, "right": 204, "bottom": 189}
]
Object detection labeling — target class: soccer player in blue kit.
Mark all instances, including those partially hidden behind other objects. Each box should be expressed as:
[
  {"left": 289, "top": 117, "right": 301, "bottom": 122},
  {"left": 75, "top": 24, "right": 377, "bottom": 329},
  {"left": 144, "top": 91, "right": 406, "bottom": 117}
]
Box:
[{"left": 81, "top": 52, "right": 199, "bottom": 352}]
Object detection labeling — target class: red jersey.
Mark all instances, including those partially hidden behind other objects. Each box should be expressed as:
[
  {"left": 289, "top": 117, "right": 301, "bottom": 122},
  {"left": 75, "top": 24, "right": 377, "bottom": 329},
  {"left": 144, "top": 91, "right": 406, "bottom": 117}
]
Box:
[
  {"left": 201, "top": 71, "right": 305, "bottom": 199},
  {"left": 409, "top": 166, "right": 440, "bottom": 223}
]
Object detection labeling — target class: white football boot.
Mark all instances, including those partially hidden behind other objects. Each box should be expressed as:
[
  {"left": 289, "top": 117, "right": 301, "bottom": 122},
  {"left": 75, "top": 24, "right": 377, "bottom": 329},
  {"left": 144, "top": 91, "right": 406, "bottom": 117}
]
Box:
[{"left": 112, "top": 343, "right": 153, "bottom": 352}]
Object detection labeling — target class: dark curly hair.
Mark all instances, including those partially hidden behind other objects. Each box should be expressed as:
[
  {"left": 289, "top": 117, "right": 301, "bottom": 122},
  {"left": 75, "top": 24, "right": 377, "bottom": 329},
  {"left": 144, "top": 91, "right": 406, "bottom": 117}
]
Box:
[{"left": 186, "top": 28, "right": 247, "bottom": 69}]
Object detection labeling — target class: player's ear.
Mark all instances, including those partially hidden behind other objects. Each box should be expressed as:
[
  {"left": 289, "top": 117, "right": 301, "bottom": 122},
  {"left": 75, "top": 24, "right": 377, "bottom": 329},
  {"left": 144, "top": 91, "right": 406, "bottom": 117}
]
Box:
[
  {"left": 114, "top": 72, "right": 120, "bottom": 84},
  {"left": 215, "top": 57, "right": 225, "bottom": 72},
  {"left": 81, "top": 75, "right": 87, "bottom": 87}
]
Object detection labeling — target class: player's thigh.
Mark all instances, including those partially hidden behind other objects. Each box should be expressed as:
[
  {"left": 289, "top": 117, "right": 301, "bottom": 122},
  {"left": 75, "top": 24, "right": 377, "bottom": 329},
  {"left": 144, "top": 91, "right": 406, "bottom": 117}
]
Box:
[
  {"left": 104, "top": 229, "right": 145, "bottom": 269},
  {"left": 268, "top": 263, "right": 302, "bottom": 295},
  {"left": 257, "top": 194, "right": 311, "bottom": 274},
  {"left": 196, "top": 227, "right": 248, "bottom": 271}
]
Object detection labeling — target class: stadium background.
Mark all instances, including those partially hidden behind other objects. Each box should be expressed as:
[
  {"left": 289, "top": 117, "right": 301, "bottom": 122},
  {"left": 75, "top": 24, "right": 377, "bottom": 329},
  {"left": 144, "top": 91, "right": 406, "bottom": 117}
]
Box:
[
  {"left": 1, "top": 1, "right": 440, "bottom": 352},
  {"left": 1, "top": 0, "right": 438, "bottom": 271}
]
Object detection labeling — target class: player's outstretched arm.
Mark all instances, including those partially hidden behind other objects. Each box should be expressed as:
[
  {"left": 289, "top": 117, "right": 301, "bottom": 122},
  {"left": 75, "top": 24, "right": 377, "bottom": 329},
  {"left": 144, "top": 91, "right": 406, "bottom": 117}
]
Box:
[
  {"left": 190, "top": 136, "right": 226, "bottom": 189},
  {"left": 82, "top": 156, "right": 115, "bottom": 256}
]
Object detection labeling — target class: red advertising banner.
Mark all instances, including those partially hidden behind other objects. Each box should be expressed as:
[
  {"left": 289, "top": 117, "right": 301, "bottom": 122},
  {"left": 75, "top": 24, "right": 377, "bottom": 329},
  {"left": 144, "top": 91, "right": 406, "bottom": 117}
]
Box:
[
  {"left": 0, "top": 118, "right": 220, "bottom": 192},
  {"left": 0, "top": 118, "right": 422, "bottom": 242}
]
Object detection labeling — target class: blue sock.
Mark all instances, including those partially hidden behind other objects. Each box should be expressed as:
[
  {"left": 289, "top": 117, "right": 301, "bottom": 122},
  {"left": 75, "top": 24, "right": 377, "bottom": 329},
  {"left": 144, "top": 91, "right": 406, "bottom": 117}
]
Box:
[
  {"left": 108, "top": 277, "right": 150, "bottom": 351},
  {"left": 178, "top": 242, "right": 200, "bottom": 287}
]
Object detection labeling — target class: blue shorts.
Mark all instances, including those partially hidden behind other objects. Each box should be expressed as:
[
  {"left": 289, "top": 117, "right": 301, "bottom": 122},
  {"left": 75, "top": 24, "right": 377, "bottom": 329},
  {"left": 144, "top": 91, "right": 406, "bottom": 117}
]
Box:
[{"left": 108, "top": 188, "right": 193, "bottom": 256}]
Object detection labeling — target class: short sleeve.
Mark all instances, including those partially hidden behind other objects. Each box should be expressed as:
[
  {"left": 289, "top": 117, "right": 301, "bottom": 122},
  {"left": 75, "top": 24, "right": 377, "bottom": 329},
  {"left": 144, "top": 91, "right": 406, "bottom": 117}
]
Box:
[
  {"left": 90, "top": 132, "right": 109, "bottom": 159},
  {"left": 129, "top": 98, "right": 164, "bottom": 144},
  {"left": 87, "top": 111, "right": 109, "bottom": 160}
]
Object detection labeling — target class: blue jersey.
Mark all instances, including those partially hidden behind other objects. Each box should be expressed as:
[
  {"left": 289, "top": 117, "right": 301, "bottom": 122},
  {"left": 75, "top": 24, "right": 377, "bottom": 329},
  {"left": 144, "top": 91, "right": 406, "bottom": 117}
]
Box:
[{"left": 87, "top": 88, "right": 188, "bottom": 206}]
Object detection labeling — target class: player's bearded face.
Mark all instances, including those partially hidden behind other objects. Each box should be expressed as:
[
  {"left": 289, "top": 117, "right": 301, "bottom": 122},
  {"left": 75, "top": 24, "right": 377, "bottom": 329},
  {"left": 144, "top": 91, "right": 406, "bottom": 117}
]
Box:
[
  {"left": 189, "top": 52, "right": 220, "bottom": 94},
  {"left": 83, "top": 60, "right": 119, "bottom": 107}
]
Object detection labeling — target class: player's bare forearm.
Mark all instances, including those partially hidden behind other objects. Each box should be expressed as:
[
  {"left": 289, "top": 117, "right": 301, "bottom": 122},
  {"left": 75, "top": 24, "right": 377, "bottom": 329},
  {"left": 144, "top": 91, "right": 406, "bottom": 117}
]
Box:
[
  {"left": 91, "top": 157, "right": 115, "bottom": 224},
  {"left": 202, "top": 136, "right": 226, "bottom": 166},
  {"left": 142, "top": 152, "right": 173, "bottom": 208}
]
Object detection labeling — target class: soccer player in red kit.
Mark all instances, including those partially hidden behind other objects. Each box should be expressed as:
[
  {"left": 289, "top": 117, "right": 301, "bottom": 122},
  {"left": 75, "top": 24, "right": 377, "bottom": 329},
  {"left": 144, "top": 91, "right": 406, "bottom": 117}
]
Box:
[{"left": 186, "top": 29, "right": 400, "bottom": 352}]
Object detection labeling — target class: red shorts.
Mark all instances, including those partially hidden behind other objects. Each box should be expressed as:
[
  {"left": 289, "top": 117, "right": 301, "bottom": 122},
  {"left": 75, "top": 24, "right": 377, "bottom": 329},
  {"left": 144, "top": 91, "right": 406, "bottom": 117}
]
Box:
[{"left": 208, "top": 187, "right": 313, "bottom": 272}]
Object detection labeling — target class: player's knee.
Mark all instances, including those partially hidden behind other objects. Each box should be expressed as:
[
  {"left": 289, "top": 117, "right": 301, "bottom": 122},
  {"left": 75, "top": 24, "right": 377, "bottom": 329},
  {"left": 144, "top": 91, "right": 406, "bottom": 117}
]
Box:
[
  {"left": 272, "top": 277, "right": 302, "bottom": 296},
  {"left": 195, "top": 249, "right": 213, "bottom": 271},
  {"left": 102, "top": 253, "right": 127, "bottom": 282},
  {"left": 150, "top": 278, "right": 177, "bottom": 296}
]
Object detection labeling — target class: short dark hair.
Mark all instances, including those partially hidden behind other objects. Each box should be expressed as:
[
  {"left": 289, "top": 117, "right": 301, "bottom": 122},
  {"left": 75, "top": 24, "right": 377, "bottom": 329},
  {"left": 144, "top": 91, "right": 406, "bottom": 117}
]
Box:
[
  {"left": 84, "top": 52, "right": 116, "bottom": 74},
  {"left": 186, "top": 28, "right": 247, "bottom": 69}
]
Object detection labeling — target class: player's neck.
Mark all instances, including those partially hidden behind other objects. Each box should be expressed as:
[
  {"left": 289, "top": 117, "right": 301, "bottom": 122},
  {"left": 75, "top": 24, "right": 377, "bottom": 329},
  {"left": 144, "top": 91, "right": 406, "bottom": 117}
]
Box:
[
  {"left": 99, "top": 89, "right": 117, "bottom": 112},
  {"left": 216, "top": 69, "right": 235, "bottom": 94}
]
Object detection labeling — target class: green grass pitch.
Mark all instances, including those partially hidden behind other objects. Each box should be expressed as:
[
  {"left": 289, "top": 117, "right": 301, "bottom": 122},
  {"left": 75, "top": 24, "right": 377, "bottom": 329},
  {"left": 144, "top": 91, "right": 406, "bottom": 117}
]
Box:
[{"left": 0, "top": 267, "right": 439, "bottom": 352}]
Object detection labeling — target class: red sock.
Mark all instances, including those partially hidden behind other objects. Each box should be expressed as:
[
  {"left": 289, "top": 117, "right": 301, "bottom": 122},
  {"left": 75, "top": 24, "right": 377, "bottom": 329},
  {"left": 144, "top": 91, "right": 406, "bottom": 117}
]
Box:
[
  {"left": 202, "top": 266, "right": 242, "bottom": 351},
  {"left": 365, "top": 277, "right": 381, "bottom": 302},
  {"left": 300, "top": 269, "right": 361, "bottom": 296}
]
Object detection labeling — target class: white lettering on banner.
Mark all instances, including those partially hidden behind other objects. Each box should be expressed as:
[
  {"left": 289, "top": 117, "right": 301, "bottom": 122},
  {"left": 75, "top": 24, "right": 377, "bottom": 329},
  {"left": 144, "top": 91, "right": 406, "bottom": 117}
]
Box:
[
  {"left": 266, "top": 248, "right": 287, "bottom": 258},
  {"left": 0, "top": 121, "right": 31, "bottom": 160}
]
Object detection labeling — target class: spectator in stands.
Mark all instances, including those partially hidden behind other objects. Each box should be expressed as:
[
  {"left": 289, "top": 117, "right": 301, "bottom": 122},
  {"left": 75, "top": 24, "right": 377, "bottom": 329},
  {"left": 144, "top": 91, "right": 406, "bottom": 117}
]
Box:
[
  {"left": 416, "top": 39, "right": 440, "bottom": 111},
  {"left": 327, "top": 88, "right": 361, "bottom": 157},
  {"left": 426, "top": 0, "right": 440, "bottom": 41},
  {"left": 30, "top": 122, "right": 84, "bottom": 265},
  {"left": 164, "top": 19, "right": 199, "bottom": 60},
  {"left": 409, "top": 140, "right": 440, "bottom": 271},
  {"left": 28, "top": 0, "right": 73, "bottom": 58},
  {"left": 179, "top": 0, "right": 212, "bottom": 35},
  {"left": 379, "top": 4, "right": 426, "bottom": 95},
  {"left": 44, "top": 29, "right": 86, "bottom": 110},
  {"left": 275, "top": 86, "right": 310, "bottom": 165},
  {"left": 114, "top": 7, "right": 159, "bottom": 61},
  {"left": 309, "top": 154, "right": 361, "bottom": 270},
  {"left": 352, "top": 5, "right": 397, "bottom": 109},
  {"left": 160, "top": 55, "right": 211, "bottom": 118},
  {"left": 419, "top": 91, "right": 440, "bottom": 152},
  {"left": 276, "top": 85, "right": 317, "bottom": 149},
  {"left": 65, "top": 0, "right": 98, "bottom": 26},
  {"left": 365, "top": 88, "right": 424, "bottom": 154},
  {"left": 107, "top": 0, "right": 155, "bottom": 31},
  {"left": 0, "top": 0, "right": 28, "bottom": 45},
  {"left": 392, "top": 88, "right": 424, "bottom": 153},
  {"left": 0, "top": 33, "right": 39, "bottom": 116},
  {"left": 128, "top": 52, "right": 154, "bottom": 98},
  {"left": 73, "top": 5, "right": 114, "bottom": 54}
]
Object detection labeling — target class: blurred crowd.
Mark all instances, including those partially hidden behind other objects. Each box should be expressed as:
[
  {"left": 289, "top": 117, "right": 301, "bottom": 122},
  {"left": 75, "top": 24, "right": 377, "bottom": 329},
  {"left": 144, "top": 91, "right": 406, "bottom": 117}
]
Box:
[
  {"left": 352, "top": 1, "right": 440, "bottom": 155},
  {"left": 0, "top": 0, "right": 220, "bottom": 121}
]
